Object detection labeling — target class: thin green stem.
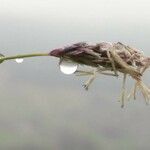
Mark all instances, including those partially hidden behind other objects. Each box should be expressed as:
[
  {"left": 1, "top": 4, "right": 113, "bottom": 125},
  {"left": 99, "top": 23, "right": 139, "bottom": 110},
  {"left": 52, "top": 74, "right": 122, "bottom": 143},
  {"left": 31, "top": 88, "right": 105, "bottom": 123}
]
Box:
[{"left": 0, "top": 52, "right": 49, "bottom": 62}]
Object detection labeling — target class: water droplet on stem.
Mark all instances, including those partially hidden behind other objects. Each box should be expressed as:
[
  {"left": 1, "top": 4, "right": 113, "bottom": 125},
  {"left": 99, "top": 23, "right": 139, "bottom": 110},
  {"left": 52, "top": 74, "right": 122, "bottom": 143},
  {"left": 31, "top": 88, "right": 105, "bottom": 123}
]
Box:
[
  {"left": 15, "top": 58, "right": 24, "bottom": 64},
  {"left": 59, "top": 59, "right": 78, "bottom": 75}
]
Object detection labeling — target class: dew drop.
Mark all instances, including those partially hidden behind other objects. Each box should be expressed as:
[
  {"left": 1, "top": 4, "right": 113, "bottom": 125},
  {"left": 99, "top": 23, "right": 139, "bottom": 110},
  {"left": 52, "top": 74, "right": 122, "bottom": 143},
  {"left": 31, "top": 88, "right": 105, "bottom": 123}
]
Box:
[
  {"left": 59, "top": 59, "right": 78, "bottom": 75},
  {"left": 15, "top": 58, "right": 24, "bottom": 64}
]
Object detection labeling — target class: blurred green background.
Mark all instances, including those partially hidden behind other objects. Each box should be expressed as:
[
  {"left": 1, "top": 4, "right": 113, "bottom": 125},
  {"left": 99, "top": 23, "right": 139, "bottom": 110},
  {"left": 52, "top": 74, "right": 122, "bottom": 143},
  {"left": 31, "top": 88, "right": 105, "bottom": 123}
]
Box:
[{"left": 0, "top": 0, "right": 150, "bottom": 149}]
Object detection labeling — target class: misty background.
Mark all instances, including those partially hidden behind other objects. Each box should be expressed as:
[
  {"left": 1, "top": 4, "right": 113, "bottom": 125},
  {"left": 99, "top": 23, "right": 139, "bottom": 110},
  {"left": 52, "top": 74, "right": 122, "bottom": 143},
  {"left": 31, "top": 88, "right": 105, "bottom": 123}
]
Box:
[{"left": 0, "top": 0, "right": 150, "bottom": 149}]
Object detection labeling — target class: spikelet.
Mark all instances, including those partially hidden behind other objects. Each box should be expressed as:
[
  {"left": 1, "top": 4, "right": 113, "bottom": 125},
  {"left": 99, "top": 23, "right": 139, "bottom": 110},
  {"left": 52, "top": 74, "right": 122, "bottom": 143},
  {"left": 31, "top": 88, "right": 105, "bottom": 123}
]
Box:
[{"left": 50, "top": 42, "right": 150, "bottom": 107}]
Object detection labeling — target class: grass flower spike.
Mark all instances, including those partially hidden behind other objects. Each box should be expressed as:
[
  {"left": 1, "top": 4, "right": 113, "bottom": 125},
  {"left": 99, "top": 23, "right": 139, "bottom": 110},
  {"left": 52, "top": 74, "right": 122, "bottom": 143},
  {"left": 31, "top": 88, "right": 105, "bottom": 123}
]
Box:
[{"left": 1, "top": 42, "right": 149, "bottom": 107}]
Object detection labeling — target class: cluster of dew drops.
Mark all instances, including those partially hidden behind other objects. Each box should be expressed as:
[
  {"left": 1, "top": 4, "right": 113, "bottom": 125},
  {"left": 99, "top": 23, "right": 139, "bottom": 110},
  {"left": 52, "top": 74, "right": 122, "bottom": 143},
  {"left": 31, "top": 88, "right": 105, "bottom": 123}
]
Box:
[{"left": 15, "top": 57, "right": 78, "bottom": 75}]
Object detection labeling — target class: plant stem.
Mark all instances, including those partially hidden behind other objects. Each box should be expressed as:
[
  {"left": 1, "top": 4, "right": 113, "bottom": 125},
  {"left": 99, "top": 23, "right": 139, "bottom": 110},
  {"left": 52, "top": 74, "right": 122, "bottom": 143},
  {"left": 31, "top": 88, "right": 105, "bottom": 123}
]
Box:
[{"left": 0, "top": 52, "right": 49, "bottom": 62}]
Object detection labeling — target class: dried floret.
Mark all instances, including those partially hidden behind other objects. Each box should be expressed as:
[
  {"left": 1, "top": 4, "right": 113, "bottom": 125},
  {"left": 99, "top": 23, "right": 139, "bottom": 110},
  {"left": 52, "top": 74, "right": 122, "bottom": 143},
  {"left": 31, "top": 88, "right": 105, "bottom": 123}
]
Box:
[{"left": 50, "top": 42, "right": 150, "bottom": 107}]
